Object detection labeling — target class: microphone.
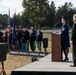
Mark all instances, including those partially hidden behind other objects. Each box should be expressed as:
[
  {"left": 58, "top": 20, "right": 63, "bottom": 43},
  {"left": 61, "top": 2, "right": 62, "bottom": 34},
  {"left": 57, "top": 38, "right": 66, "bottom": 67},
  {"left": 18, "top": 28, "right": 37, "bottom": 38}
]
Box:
[{"left": 51, "top": 22, "right": 60, "bottom": 30}]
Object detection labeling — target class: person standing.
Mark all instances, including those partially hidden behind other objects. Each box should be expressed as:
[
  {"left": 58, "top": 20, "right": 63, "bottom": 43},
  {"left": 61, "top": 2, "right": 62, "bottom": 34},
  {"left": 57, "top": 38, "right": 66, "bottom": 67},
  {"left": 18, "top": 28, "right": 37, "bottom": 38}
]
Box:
[
  {"left": 18, "top": 26, "right": 23, "bottom": 49},
  {"left": 9, "top": 29, "right": 12, "bottom": 51},
  {"left": 36, "top": 28, "right": 43, "bottom": 52},
  {"left": 61, "top": 16, "right": 70, "bottom": 62},
  {"left": 29, "top": 26, "right": 36, "bottom": 52},
  {"left": 26, "top": 27, "right": 30, "bottom": 52},
  {"left": 3, "top": 29, "right": 8, "bottom": 43},
  {"left": 21, "top": 27, "right": 30, "bottom": 52},
  {"left": 15, "top": 27, "right": 21, "bottom": 50},
  {"left": 71, "top": 14, "right": 76, "bottom": 67}
]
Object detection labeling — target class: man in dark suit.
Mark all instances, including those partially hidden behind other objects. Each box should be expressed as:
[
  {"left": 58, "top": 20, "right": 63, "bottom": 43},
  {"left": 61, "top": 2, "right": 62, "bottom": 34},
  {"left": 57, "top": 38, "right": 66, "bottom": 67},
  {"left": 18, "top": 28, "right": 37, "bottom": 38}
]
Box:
[
  {"left": 29, "top": 26, "right": 36, "bottom": 52},
  {"left": 71, "top": 14, "right": 76, "bottom": 67}
]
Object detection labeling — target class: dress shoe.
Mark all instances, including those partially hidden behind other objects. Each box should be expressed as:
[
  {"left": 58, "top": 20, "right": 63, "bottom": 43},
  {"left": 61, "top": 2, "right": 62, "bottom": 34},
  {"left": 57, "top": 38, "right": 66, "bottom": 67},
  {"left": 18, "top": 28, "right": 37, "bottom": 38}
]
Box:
[
  {"left": 62, "top": 58, "right": 69, "bottom": 62},
  {"left": 70, "top": 65, "right": 76, "bottom": 67}
]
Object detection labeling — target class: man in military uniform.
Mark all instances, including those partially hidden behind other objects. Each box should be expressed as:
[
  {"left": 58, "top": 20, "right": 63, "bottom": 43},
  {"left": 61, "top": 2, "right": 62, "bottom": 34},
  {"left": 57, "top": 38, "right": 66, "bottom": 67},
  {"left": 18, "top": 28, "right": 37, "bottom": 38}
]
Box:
[{"left": 61, "top": 16, "right": 70, "bottom": 62}]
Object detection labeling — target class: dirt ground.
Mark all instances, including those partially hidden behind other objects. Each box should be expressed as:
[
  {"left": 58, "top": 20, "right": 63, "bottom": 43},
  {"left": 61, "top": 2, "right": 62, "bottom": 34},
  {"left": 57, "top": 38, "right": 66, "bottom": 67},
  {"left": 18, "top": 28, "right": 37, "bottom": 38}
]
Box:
[{"left": 0, "top": 54, "right": 33, "bottom": 75}]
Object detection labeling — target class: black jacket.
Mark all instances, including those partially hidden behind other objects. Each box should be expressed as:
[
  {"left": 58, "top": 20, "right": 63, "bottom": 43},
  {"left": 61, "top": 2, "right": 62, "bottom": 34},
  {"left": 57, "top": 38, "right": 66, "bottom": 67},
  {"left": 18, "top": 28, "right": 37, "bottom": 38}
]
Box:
[
  {"left": 71, "top": 23, "right": 76, "bottom": 41},
  {"left": 36, "top": 31, "right": 43, "bottom": 41},
  {"left": 30, "top": 29, "right": 36, "bottom": 41},
  {"left": 15, "top": 31, "right": 21, "bottom": 41},
  {"left": 21, "top": 30, "right": 30, "bottom": 43}
]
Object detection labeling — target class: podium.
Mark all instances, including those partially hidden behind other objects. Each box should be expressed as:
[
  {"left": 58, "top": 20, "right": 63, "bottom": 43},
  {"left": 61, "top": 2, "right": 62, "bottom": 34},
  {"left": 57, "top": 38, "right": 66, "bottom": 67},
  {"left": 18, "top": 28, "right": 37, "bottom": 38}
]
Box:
[{"left": 51, "top": 32, "right": 62, "bottom": 62}]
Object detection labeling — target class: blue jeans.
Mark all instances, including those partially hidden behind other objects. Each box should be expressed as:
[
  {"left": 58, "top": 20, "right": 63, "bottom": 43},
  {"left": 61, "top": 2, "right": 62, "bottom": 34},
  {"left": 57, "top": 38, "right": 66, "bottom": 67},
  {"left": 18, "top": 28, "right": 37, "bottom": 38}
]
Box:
[
  {"left": 22, "top": 42, "right": 28, "bottom": 52},
  {"left": 15, "top": 41, "right": 20, "bottom": 50},
  {"left": 37, "top": 41, "right": 41, "bottom": 52}
]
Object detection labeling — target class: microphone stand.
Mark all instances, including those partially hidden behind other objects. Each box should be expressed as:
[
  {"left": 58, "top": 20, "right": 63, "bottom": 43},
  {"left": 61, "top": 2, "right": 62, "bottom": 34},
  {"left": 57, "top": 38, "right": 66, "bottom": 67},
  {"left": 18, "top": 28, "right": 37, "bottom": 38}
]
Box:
[{"left": 51, "top": 22, "right": 60, "bottom": 34}]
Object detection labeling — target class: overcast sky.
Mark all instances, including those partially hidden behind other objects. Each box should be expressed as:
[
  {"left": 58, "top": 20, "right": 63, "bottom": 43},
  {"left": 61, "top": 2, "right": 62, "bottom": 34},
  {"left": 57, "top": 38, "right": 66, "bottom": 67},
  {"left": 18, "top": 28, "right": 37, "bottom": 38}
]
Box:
[
  {"left": 49, "top": 0, "right": 76, "bottom": 7},
  {"left": 0, "top": 0, "right": 23, "bottom": 17},
  {"left": 0, "top": 0, "right": 76, "bottom": 17}
]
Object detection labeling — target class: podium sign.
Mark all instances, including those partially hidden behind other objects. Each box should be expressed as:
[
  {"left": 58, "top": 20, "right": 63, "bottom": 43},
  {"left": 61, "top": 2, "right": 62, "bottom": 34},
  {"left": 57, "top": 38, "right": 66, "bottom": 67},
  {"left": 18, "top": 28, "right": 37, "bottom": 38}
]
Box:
[{"left": 51, "top": 32, "right": 62, "bottom": 62}]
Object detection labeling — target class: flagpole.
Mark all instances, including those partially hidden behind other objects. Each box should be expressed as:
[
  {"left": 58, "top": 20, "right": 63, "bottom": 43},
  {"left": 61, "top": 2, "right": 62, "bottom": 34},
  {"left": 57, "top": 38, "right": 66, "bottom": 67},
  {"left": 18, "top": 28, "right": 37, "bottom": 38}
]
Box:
[
  {"left": 14, "top": 9, "right": 16, "bottom": 16},
  {"left": 7, "top": 8, "right": 11, "bottom": 52},
  {"left": 11, "top": 10, "right": 16, "bottom": 49},
  {"left": 7, "top": 8, "right": 10, "bottom": 27},
  {"left": 8, "top": 8, "right": 10, "bottom": 18}
]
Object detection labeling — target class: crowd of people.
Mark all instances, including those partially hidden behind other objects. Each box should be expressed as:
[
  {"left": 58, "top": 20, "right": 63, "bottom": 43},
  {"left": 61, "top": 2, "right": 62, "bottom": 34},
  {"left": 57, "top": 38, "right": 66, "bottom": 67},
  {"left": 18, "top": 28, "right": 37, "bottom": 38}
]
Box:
[
  {"left": 0, "top": 14, "right": 76, "bottom": 67},
  {"left": 0, "top": 26, "right": 43, "bottom": 52}
]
